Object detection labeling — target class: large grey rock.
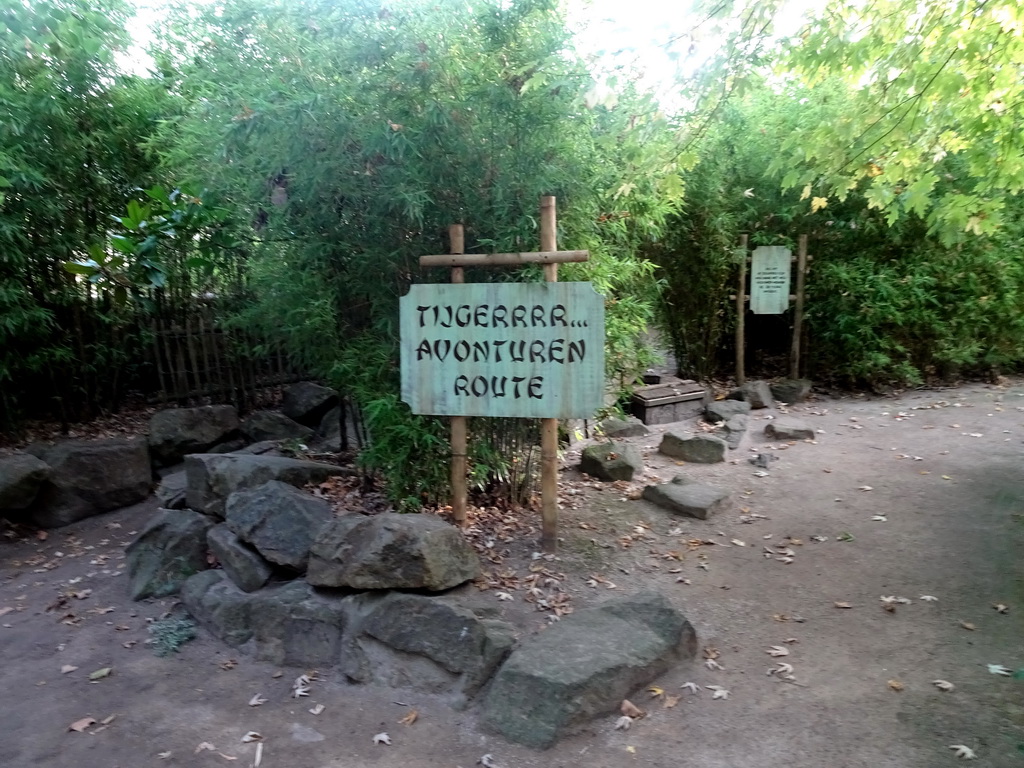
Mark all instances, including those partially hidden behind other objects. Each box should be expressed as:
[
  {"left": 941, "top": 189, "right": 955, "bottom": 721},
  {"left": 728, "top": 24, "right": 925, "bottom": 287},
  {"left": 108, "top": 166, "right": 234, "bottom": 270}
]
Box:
[
  {"left": 704, "top": 399, "right": 752, "bottom": 423},
  {"left": 598, "top": 416, "right": 649, "bottom": 439},
  {"left": 126, "top": 508, "right": 214, "bottom": 600},
  {"left": 481, "top": 591, "right": 696, "bottom": 748},
  {"left": 240, "top": 411, "right": 314, "bottom": 443},
  {"left": 770, "top": 378, "right": 813, "bottom": 404},
  {"left": 313, "top": 406, "right": 344, "bottom": 453},
  {"left": 0, "top": 454, "right": 50, "bottom": 511},
  {"left": 148, "top": 405, "right": 240, "bottom": 466},
  {"left": 26, "top": 439, "right": 151, "bottom": 527},
  {"left": 765, "top": 417, "right": 815, "bottom": 441},
  {"left": 658, "top": 432, "right": 727, "bottom": 463},
  {"left": 155, "top": 471, "right": 187, "bottom": 510},
  {"left": 207, "top": 524, "right": 273, "bottom": 592},
  {"left": 185, "top": 453, "right": 352, "bottom": 517},
  {"left": 579, "top": 442, "right": 643, "bottom": 482},
  {"left": 308, "top": 513, "right": 480, "bottom": 591},
  {"left": 180, "top": 570, "right": 257, "bottom": 647},
  {"left": 225, "top": 480, "right": 334, "bottom": 570},
  {"left": 642, "top": 480, "right": 730, "bottom": 520},
  {"left": 342, "top": 592, "right": 515, "bottom": 705},
  {"left": 247, "top": 580, "right": 349, "bottom": 666},
  {"left": 727, "top": 381, "right": 775, "bottom": 410},
  {"left": 181, "top": 572, "right": 350, "bottom": 666},
  {"left": 723, "top": 414, "right": 749, "bottom": 449},
  {"left": 282, "top": 382, "right": 339, "bottom": 428}
]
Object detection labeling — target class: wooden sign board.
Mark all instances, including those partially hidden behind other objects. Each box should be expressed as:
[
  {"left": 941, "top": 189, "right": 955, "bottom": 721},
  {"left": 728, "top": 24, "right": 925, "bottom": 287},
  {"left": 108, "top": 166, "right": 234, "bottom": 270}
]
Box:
[
  {"left": 750, "top": 246, "right": 792, "bottom": 315},
  {"left": 400, "top": 282, "right": 605, "bottom": 419}
]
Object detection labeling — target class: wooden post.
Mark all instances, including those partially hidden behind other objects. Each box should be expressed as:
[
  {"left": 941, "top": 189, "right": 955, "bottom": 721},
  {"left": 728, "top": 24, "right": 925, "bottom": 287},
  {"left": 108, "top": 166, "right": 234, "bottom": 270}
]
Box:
[
  {"left": 448, "top": 224, "right": 468, "bottom": 527},
  {"left": 539, "top": 196, "right": 559, "bottom": 553},
  {"left": 736, "top": 234, "right": 749, "bottom": 385},
  {"left": 790, "top": 234, "right": 808, "bottom": 379}
]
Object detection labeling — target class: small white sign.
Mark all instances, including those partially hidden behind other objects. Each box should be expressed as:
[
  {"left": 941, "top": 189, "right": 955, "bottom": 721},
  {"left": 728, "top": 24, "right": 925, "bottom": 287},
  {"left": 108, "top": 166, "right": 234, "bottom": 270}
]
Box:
[{"left": 750, "top": 246, "right": 791, "bottom": 315}]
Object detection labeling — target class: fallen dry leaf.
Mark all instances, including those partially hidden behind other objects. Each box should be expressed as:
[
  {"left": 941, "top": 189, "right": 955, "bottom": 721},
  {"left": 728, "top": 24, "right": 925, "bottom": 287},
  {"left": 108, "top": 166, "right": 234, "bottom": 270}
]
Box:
[
  {"left": 88, "top": 667, "right": 112, "bottom": 681},
  {"left": 398, "top": 709, "right": 418, "bottom": 726},
  {"left": 613, "top": 715, "right": 633, "bottom": 731},
  {"left": 766, "top": 645, "right": 790, "bottom": 657},
  {"left": 647, "top": 686, "right": 664, "bottom": 699},
  {"left": 992, "top": 603, "right": 1009, "bottom": 614},
  {"left": 69, "top": 717, "right": 96, "bottom": 733},
  {"left": 705, "top": 685, "right": 729, "bottom": 700},
  {"left": 887, "top": 679, "right": 905, "bottom": 692},
  {"left": 987, "top": 664, "right": 1011, "bottom": 676},
  {"left": 834, "top": 602, "right": 853, "bottom": 609},
  {"left": 253, "top": 742, "right": 263, "bottom": 768},
  {"left": 240, "top": 732, "right": 261, "bottom": 743},
  {"left": 948, "top": 744, "right": 977, "bottom": 759},
  {"left": 680, "top": 682, "right": 699, "bottom": 694},
  {"left": 663, "top": 694, "right": 680, "bottom": 708},
  {"left": 196, "top": 742, "right": 217, "bottom": 752},
  {"left": 960, "top": 621, "right": 976, "bottom": 631},
  {"left": 620, "top": 699, "right": 645, "bottom": 719},
  {"left": 932, "top": 680, "right": 955, "bottom": 691},
  {"left": 157, "top": 751, "right": 172, "bottom": 759},
  {"left": 308, "top": 703, "right": 325, "bottom": 715},
  {"left": 61, "top": 665, "right": 78, "bottom": 674},
  {"left": 373, "top": 732, "right": 392, "bottom": 746},
  {"left": 248, "top": 693, "right": 267, "bottom": 707}
]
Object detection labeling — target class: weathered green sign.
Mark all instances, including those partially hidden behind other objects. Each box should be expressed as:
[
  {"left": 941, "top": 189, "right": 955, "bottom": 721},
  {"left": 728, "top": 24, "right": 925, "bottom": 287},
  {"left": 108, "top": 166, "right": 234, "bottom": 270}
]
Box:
[
  {"left": 400, "top": 282, "right": 605, "bottom": 419},
  {"left": 750, "top": 245, "right": 792, "bottom": 315}
]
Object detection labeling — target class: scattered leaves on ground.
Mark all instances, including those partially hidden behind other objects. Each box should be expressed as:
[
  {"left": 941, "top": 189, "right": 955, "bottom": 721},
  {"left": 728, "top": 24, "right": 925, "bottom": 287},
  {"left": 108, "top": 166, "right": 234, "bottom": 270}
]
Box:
[
  {"left": 398, "top": 709, "right": 418, "bottom": 726},
  {"left": 766, "top": 646, "right": 790, "bottom": 657},
  {"left": 69, "top": 717, "right": 96, "bottom": 733},
  {"left": 932, "top": 680, "right": 955, "bottom": 691},
  {"left": 887, "top": 679, "right": 904, "bottom": 692},
  {"left": 372, "top": 732, "right": 391, "bottom": 746},
  {"left": 88, "top": 667, "right": 112, "bottom": 681},
  {"left": 620, "top": 699, "right": 645, "bottom": 719},
  {"left": 948, "top": 744, "right": 977, "bottom": 759},
  {"left": 987, "top": 664, "right": 1012, "bottom": 676},
  {"left": 614, "top": 715, "right": 633, "bottom": 731}
]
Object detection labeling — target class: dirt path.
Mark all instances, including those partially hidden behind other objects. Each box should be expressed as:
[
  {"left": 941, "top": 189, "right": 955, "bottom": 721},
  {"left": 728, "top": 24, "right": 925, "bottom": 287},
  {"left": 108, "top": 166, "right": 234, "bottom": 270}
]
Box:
[{"left": 1, "top": 382, "right": 1022, "bottom": 768}]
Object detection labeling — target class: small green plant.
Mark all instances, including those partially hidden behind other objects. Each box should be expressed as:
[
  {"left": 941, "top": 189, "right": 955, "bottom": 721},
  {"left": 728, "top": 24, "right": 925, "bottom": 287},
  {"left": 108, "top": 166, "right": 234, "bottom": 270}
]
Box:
[{"left": 148, "top": 617, "right": 198, "bottom": 657}]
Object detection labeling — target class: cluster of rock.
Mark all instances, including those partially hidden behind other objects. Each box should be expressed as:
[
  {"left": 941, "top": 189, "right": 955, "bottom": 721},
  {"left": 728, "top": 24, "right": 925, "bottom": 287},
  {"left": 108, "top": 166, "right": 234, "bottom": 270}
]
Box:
[
  {"left": 579, "top": 379, "right": 815, "bottom": 520},
  {"left": 0, "top": 382, "right": 345, "bottom": 529},
  {"left": 125, "top": 434, "right": 697, "bottom": 747}
]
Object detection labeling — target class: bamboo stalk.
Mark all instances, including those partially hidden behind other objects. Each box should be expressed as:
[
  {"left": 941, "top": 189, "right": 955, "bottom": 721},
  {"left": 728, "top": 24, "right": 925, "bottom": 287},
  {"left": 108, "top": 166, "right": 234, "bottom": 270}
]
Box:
[
  {"left": 539, "top": 196, "right": 559, "bottom": 553},
  {"left": 185, "top": 312, "right": 203, "bottom": 404}
]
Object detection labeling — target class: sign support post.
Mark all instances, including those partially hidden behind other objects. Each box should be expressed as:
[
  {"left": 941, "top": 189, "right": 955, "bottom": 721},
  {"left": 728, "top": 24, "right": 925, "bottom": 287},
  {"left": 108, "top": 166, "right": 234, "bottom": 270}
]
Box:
[
  {"left": 447, "top": 224, "right": 468, "bottom": 527},
  {"left": 790, "top": 234, "right": 808, "bottom": 379},
  {"left": 735, "top": 233, "right": 749, "bottom": 386},
  {"left": 539, "top": 196, "right": 559, "bottom": 553}
]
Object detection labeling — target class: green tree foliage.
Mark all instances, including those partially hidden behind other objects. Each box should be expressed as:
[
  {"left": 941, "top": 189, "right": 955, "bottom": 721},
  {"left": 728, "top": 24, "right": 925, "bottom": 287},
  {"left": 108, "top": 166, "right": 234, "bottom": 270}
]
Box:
[
  {"left": 657, "top": 78, "right": 1024, "bottom": 387},
  {"left": 153, "top": 0, "right": 684, "bottom": 504},
  {"left": 771, "top": 0, "right": 1024, "bottom": 243},
  {"left": 0, "top": 0, "right": 169, "bottom": 424}
]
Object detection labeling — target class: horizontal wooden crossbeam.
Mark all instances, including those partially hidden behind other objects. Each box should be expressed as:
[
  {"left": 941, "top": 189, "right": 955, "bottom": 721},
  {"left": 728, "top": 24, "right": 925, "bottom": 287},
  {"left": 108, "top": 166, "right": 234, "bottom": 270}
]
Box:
[{"left": 420, "top": 250, "right": 589, "bottom": 268}]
